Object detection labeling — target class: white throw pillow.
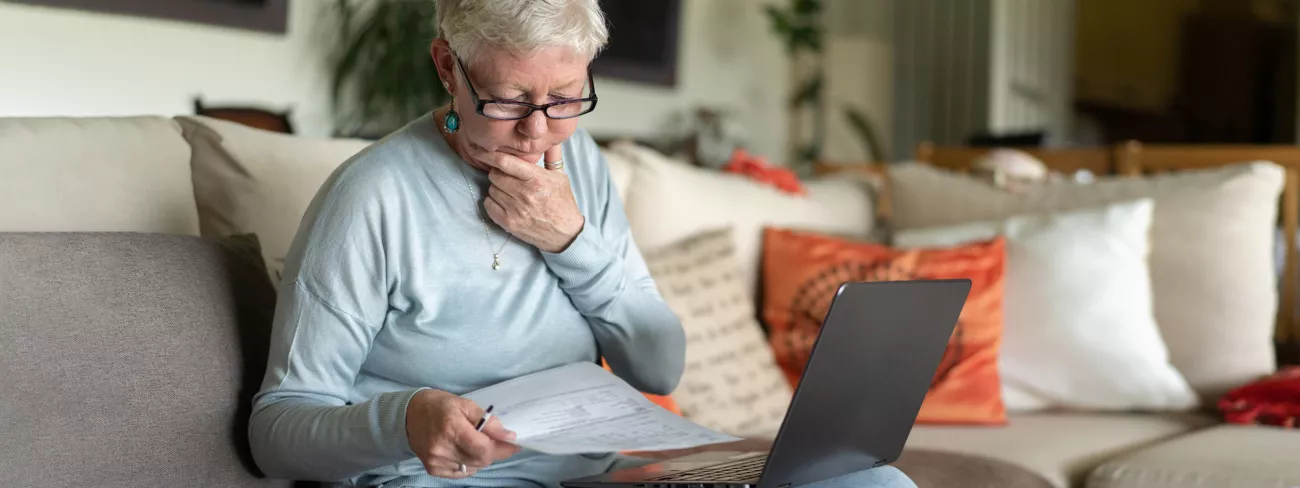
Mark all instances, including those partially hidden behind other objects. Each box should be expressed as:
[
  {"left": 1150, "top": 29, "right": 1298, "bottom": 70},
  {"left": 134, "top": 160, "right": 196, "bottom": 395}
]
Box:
[
  {"left": 600, "top": 146, "right": 637, "bottom": 203},
  {"left": 609, "top": 142, "right": 876, "bottom": 296},
  {"left": 176, "top": 116, "right": 373, "bottom": 284},
  {"left": 889, "top": 162, "right": 1284, "bottom": 402},
  {"left": 896, "top": 199, "right": 1200, "bottom": 412}
]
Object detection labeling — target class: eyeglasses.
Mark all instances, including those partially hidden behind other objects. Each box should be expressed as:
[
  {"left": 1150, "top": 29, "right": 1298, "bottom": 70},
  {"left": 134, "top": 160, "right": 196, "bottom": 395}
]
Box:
[{"left": 454, "top": 54, "right": 598, "bottom": 120}]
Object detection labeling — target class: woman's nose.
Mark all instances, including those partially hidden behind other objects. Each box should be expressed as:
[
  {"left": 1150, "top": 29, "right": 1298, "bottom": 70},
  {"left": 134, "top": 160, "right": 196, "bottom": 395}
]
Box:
[{"left": 516, "top": 109, "right": 549, "bottom": 139}]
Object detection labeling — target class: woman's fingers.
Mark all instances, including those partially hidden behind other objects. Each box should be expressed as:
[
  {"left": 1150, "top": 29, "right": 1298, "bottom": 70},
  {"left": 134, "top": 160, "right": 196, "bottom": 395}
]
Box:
[
  {"left": 487, "top": 169, "right": 528, "bottom": 198},
  {"left": 480, "top": 416, "right": 517, "bottom": 443},
  {"left": 544, "top": 145, "right": 564, "bottom": 171},
  {"left": 491, "top": 439, "right": 522, "bottom": 461},
  {"left": 482, "top": 150, "right": 540, "bottom": 180},
  {"left": 487, "top": 184, "right": 520, "bottom": 209},
  {"left": 453, "top": 426, "right": 498, "bottom": 468},
  {"left": 422, "top": 446, "right": 479, "bottom": 479},
  {"left": 484, "top": 195, "right": 508, "bottom": 227}
]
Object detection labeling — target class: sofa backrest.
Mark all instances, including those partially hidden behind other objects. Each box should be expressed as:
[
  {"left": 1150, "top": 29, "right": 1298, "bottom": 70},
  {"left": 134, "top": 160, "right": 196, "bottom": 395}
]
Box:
[
  {"left": 0, "top": 232, "right": 291, "bottom": 488},
  {"left": 0, "top": 117, "right": 200, "bottom": 234}
]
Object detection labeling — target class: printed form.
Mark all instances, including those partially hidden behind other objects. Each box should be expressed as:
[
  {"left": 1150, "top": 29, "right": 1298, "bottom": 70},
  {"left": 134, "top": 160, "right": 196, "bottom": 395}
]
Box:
[{"left": 463, "top": 362, "right": 741, "bottom": 455}]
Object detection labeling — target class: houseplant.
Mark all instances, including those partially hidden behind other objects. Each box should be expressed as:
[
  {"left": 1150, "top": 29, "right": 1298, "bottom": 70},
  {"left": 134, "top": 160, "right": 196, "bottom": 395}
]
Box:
[
  {"left": 328, "top": 0, "right": 450, "bottom": 139},
  {"left": 766, "top": 0, "right": 885, "bottom": 170}
]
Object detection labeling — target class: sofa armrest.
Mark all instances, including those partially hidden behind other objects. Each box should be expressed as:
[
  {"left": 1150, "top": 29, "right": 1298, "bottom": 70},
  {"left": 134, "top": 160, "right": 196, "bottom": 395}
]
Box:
[{"left": 1087, "top": 424, "right": 1300, "bottom": 488}]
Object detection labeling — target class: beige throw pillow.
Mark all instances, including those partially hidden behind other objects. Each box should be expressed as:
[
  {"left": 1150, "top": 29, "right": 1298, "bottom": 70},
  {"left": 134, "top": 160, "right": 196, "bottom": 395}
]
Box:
[
  {"left": 610, "top": 141, "right": 876, "bottom": 298},
  {"left": 0, "top": 116, "right": 199, "bottom": 234},
  {"left": 889, "top": 162, "right": 1286, "bottom": 401},
  {"left": 644, "top": 227, "right": 793, "bottom": 438},
  {"left": 176, "top": 116, "right": 373, "bottom": 284}
]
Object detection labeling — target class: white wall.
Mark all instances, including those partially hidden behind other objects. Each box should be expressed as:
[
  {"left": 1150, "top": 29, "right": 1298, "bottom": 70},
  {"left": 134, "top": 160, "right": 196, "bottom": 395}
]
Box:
[
  {"left": 582, "top": 0, "right": 790, "bottom": 161},
  {"left": 823, "top": 0, "right": 893, "bottom": 162},
  {"left": 0, "top": 0, "right": 795, "bottom": 160},
  {"left": 0, "top": 1, "right": 337, "bottom": 137}
]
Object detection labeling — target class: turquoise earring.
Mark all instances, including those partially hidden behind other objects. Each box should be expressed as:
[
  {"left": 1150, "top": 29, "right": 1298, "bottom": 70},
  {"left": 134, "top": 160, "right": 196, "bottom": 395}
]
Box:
[{"left": 442, "top": 107, "right": 460, "bottom": 134}]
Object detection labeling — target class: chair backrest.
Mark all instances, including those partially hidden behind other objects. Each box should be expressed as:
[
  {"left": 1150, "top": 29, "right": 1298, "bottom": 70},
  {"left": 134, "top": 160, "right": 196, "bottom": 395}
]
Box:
[
  {"left": 915, "top": 141, "right": 1115, "bottom": 176},
  {"left": 195, "top": 97, "right": 295, "bottom": 134},
  {"left": 1116, "top": 141, "right": 1300, "bottom": 359}
]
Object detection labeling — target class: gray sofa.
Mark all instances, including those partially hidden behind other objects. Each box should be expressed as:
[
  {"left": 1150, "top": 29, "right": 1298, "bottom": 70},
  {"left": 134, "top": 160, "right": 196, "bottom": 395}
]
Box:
[
  {"left": 0, "top": 232, "right": 293, "bottom": 487},
  {"left": 2, "top": 115, "right": 1297, "bottom": 488}
]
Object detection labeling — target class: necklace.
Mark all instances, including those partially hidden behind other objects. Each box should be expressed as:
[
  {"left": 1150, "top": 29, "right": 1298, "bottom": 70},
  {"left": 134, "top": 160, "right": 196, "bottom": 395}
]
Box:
[
  {"left": 437, "top": 106, "right": 510, "bottom": 270},
  {"left": 455, "top": 161, "right": 510, "bottom": 270}
]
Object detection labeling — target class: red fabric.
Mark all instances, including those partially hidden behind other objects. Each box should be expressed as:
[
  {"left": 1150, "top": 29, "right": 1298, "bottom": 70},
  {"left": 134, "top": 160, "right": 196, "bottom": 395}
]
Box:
[
  {"left": 722, "top": 149, "right": 807, "bottom": 196},
  {"left": 1218, "top": 366, "right": 1300, "bottom": 428}
]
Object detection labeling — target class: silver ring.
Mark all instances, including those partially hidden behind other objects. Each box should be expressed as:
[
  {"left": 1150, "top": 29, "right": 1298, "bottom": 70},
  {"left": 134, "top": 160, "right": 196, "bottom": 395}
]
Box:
[
  {"left": 545, "top": 159, "right": 564, "bottom": 171},
  {"left": 459, "top": 463, "right": 467, "bottom": 474}
]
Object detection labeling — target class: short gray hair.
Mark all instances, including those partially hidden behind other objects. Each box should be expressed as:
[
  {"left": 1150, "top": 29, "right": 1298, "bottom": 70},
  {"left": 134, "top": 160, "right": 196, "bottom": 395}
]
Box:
[{"left": 436, "top": 0, "right": 609, "bottom": 64}]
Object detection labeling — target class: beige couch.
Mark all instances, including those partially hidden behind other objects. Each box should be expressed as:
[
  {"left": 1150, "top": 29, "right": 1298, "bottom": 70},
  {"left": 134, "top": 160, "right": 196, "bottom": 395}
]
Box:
[{"left": 1, "top": 115, "right": 1296, "bottom": 488}]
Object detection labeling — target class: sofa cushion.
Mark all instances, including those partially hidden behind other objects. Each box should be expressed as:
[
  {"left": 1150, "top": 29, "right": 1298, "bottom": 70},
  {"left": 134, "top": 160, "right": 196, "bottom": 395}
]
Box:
[
  {"left": 889, "top": 162, "right": 1285, "bottom": 401},
  {"left": 904, "top": 412, "right": 1218, "bottom": 488},
  {"left": 610, "top": 141, "right": 876, "bottom": 297},
  {"left": 601, "top": 145, "right": 637, "bottom": 203},
  {"left": 1087, "top": 424, "right": 1300, "bottom": 488},
  {"left": 0, "top": 232, "right": 288, "bottom": 488},
  {"left": 761, "top": 228, "right": 1008, "bottom": 425},
  {"left": 176, "top": 115, "right": 372, "bottom": 284},
  {"left": 0, "top": 116, "right": 199, "bottom": 234},
  {"left": 643, "top": 227, "right": 794, "bottom": 437},
  {"left": 896, "top": 199, "right": 1198, "bottom": 413}
]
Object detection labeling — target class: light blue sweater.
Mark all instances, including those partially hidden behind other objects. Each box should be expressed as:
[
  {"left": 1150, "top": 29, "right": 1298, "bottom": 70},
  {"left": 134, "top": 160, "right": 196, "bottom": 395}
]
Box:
[{"left": 248, "top": 114, "right": 687, "bottom": 488}]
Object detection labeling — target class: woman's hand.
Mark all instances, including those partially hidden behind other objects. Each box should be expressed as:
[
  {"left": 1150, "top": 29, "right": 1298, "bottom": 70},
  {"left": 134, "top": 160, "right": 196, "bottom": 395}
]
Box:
[
  {"left": 482, "top": 145, "right": 585, "bottom": 253},
  {"left": 406, "top": 389, "right": 520, "bottom": 479}
]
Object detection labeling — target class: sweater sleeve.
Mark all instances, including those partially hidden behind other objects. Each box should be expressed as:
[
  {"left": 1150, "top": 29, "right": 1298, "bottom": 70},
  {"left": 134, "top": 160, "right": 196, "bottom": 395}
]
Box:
[
  {"left": 540, "top": 133, "right": 686, "bottom": 396},
  {"left": 248, "top": 162, "right": 422, "bottom": 481}
]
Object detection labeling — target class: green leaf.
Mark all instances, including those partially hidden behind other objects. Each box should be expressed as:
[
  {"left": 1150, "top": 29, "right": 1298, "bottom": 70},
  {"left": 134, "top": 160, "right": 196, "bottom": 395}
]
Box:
[
  {"left": 793, "top": 0, "right": 822, "bottom": 16},
  {"left": 844, "top": 107, "right": 885, "bottom": 162},
  {"left": 790, "top": 74, "right": 823, "bottom": 108},
  {"left": 329, "top": 0, "right": 448, "bottom": 134}
]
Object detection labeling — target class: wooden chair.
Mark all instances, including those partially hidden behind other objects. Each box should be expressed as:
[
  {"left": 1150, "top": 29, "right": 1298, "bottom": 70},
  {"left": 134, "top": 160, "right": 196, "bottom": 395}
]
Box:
[
  {"left": 914, "top": 140, "right": 1116, "bottom": 176},
  {"left": 1117, "top": 141, "right": 1300, "bottom": 362},
  {"left": 193, "top": 97, "right": 295, "bottom": 134}
]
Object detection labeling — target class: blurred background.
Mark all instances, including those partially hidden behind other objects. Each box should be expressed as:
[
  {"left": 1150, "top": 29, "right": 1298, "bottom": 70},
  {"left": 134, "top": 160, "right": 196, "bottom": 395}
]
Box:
[
  {"left": 3, "top": 0, "right": 1296, "bottom": 169},
  {"left": 9, "top": 0, "right": 1292, "bottom": 171},
  {"left": 3, "top": 3, "right": 1300, "bottom": 487}
]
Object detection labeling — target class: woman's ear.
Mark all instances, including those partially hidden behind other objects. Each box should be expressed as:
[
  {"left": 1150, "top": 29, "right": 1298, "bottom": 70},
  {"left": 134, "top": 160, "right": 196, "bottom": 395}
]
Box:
[{"left": 430, "top": 39, "right": 457, "bottom": 95}]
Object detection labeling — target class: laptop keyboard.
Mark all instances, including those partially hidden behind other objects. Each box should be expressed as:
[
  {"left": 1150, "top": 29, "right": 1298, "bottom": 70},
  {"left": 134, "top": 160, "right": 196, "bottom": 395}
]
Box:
[{"left": 648, "top": 455, "right": 767, "bottom": 483}]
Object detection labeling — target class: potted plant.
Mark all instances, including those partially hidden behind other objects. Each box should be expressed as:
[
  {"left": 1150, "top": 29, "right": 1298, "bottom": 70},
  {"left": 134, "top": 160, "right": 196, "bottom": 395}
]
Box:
[
  {"left": 766, "top": 0, "right": 885, "bottom": 171},
  {"left": 328, "top": 0, "right": 450, "bottom": 139}
]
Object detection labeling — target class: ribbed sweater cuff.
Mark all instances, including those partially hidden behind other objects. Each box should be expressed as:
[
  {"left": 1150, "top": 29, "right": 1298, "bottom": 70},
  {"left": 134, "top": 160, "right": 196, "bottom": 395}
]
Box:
[
  {"left": 373, "top": 387, "right": 429, "bottom": 459},
  {"left": 543, "top": 220, "right": 613, "bottom": 283}
]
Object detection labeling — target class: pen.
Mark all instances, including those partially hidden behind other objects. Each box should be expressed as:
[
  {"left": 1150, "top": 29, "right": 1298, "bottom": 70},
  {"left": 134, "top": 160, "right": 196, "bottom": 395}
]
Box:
[
  {"left": 461, "top": 405, "right": 496, "bottom": 474},
  {"left": 475, "top": 404, "right": 495, "bottom": 432}
]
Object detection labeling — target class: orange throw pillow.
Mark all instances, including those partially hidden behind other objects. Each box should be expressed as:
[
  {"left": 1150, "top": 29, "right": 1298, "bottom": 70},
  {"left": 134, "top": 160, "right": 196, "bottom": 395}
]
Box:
[
  {"left": 760, "top": 227, "right": 1006, "bottom": 425},
  {"left": 601, "top": 358, "right": 683, "bottom": 415}
]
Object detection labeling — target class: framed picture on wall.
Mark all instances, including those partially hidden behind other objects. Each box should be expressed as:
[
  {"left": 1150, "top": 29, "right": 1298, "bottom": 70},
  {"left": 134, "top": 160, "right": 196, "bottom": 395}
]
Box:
[
  {"left": 7, "top": 0, "right": 289, "bottom": 34},
  {"left": 592, "top": 0, "right": 683, "bottom": 87}
]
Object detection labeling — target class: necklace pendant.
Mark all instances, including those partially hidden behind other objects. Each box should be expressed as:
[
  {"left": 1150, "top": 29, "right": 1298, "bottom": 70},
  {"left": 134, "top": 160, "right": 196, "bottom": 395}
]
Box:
[{"left": 492, "top": 254, "right": 501, "bottom": 270}]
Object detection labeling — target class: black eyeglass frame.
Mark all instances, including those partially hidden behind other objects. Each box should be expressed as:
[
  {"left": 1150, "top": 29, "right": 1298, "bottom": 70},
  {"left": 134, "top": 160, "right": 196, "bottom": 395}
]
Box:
[{"left": 454, "top": 54, "right": 599, "bottom": 120}]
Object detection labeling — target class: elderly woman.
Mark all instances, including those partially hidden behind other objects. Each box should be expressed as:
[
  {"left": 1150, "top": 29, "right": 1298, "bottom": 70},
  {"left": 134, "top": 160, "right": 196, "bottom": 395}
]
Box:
[{"left": 249, "top": 1, "right": 916, "bottom": 487}]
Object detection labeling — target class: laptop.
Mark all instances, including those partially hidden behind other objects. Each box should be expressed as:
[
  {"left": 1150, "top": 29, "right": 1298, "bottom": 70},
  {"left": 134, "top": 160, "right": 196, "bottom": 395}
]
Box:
[{"left": 562, "top": 279, "right": 971, "bottom": 488}]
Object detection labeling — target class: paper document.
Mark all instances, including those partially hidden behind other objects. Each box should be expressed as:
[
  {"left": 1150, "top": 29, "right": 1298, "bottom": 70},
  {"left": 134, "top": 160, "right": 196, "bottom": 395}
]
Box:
[{"left": 463, "top": 362, "right": 741, "bottom": 455}]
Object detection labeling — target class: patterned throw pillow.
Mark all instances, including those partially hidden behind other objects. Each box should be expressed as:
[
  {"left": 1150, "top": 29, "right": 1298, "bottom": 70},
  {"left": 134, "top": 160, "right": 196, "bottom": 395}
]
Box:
[
  {"left": 760, "top": 227, "right": 1007, "bottom": 425},
  {"left": 644, "top": 227, "right": 794, "bottom": 437}
]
